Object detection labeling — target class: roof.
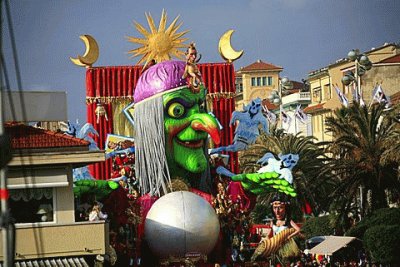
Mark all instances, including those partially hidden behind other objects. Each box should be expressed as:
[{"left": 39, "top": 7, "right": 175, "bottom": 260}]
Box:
[
  {"left": 377, "top": 53, "right": 400, "bottom": 64},
  {"left": 262, "top": 99, "right": 279, "bottom": 110},
  {"left": 391, "top": 91, "right": 400, "bottom": 104},
  {"left": 1, "top": 257, "right": 90, "bottom": 267},
  {"left": 304, "top": 103, "right": 325, "bottom": 113},
  {"left": 240, "top": 60, "right": 283, "bottom": 72},
  {"left": 5, "top": 122, "right": 89, "bottom": 150},
  {"left": 308, "top": 236, "right": 358, "bottom": 256}
]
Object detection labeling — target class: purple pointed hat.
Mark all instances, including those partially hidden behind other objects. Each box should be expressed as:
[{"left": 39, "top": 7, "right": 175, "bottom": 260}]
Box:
[{"left": 134, "top": 60, "right": 187, "bottom": 104}]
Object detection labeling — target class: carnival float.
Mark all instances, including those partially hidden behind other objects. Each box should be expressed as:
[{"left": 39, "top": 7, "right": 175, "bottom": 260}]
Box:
[{"left": 70, "top": 10, "right": 302, "bottom": 266}]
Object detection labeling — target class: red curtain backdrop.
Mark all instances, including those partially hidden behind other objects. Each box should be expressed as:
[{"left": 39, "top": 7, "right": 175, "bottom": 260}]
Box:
[{"left": 86, "top": 63, "right": 237, "bottom": 180}]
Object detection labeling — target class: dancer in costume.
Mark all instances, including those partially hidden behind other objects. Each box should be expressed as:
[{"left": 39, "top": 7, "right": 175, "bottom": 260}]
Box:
[{"left": 251, "top": 194, "right": 301, "bottom": 262}]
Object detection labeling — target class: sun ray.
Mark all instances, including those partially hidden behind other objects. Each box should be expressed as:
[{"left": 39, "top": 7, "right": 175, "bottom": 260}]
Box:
[
  {"left": 127, "top": 11, "right": 189, "bottom": 66},
  {"left": 168, "top": 22, "right": 184, "bottom": 36},
  {"left": 171, "top": 49, "right": 185, "bottom": 59},
  {"left": 172, "top": 30, "right": 190, "bottom": 41},
  {"left": 126, "top": 36, "right": 148, "bottom": 45},
  {"left": 158, "top": 9, "right": 167, "bottom": 32},
  {"left": 134, "top": 21, "right": 150, "bottom": 37},
  {"left": 165, "top": 15, "right": 180, "bottom": 35},
  {"left": 137, "top": 54, "right": 148, "bottom": 65},
  {"left": 128, "top": 46, "right": 148, "bottom": 57},
  {"left": 145, "top": 12, "right": 157, "bottom": 34},
  {"left": 174, "top": 38, "right": 189, "bottom": 44}
]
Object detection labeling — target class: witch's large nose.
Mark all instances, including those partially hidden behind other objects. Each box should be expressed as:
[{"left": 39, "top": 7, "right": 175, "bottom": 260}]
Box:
[{"left": 190, "top": 113, "right": 221, "bottom": 145}]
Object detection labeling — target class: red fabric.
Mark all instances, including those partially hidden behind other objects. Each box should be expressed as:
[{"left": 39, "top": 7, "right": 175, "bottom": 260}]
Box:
[
  {"left": 190, "top": 188, "right": 213, "bottom": 205},
  {"left": 86, "top": 63, "right": 238, "bottom": 179},
  {"left": 102, "top": 187, "right": 130, "bottom": 225},
  {"left": 227, "top": 181, "right": 256, "bottom": 212},
  {"left": 137, "top": 194, "right": 158, "bottom": 240},
  {"left": 302, "top": 200, "right": 313, "bottom": 215}
]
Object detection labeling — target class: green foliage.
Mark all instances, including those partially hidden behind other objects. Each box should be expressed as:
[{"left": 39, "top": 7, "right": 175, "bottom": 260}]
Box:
[
  {"left": 346, "top": 208, "right": 400, "bottom": 239},
  {"left": 250, "top": 202, "right": 272, "bottom": 224},
  {"left": 364, "top": 225, "right": 400, "bottom": 264},
  {"left": 325, "top": 103, "right": 400, "bottom": 219},
  {"left": 73, "top": 179, "right": 119, "bottom": 200},
  {"left": 240, "top": 127, "right": 335, "bottom": 218},
  {"left": 301, "top": 215, "right": 337, "bottom": 239}
]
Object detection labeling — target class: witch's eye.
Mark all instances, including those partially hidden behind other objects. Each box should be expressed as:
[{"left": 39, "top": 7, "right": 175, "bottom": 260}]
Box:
[{"left": 168, "top": 102, "right": 185, "bottom": 118}]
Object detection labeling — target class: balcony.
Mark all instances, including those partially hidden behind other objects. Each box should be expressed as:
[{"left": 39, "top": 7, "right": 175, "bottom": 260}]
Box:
[
  {"left": 282, "top": 92, "right": 311, "bottom": 107},
  {"left": 0, "top": 221, "right": 109, "bottom": 261}
]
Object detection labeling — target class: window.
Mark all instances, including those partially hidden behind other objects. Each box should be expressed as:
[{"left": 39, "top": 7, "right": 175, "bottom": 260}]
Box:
[
  {"left": 313, "top": 87, "right": 322, "bottom": 102},
  {"left": 267, "top": 76, "right": 273, "bottom": 86},
  {"left": 257, "top": 77, "right": 261, "bottom": 86},
  {"left": 262, "top": 77, "right": 267, "bottom": 86},
  {"left": 9, "top": 188, "right": 54, "bottom": 223},
  {"left": 324, "top": 84, "right": 331, "bottom": 100},
  {"left": 251, "top": 77, "right": 256, "bottom": 86}
]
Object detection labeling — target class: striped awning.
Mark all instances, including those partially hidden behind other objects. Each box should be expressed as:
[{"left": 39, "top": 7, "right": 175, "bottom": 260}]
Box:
[{"left": 2, "top": 257, "right": 89, "bottom": 267}]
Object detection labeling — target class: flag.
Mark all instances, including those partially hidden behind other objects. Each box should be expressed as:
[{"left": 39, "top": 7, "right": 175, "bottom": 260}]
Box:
[
  {"left": 351, "top": 83, "right": 359, "bottom": 103},
  {"left": 280, "top": 106, "right": 292, "bottom": 128},
  {"left": 359, "top": 90, "right": 366, "bottom": 107},
  {"left": 334, "top": 85, "right": 349, "bottom": 107},
  {"left": 262, "top": 104, "right": 277, "bottom": 124},
  {"left": 351, "top": 83, "right": 365, "bottom": 107},
  {"left": 372, "top": 84, "right": 390, "bottom": 108},
  {"left": 294, "top": 105, "right": 308, "bottom": 124}
]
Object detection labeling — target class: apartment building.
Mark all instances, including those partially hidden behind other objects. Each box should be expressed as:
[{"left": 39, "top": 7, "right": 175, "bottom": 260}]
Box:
[
  {"left": 306, "top": 43, "right": 400, "bottom": 142},
  {"left": 1, "top": 123, "right": 107, "bottom": 266}
]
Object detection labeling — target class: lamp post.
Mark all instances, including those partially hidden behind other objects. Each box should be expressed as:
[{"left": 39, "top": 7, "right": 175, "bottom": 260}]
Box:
[
  {"left": 341, "top": 49, "right": 372, "bottom": 103},
  {"left": 268, "top": 77, "right": 293, "bottom": 128}
]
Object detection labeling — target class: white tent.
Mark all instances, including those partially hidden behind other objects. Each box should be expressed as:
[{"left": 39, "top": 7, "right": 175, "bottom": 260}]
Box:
[{"left": 308, "top": 236, "right": 358, "bottom": 256}]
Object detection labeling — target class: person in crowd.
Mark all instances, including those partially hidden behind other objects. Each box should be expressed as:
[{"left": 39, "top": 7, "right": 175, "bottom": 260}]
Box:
[{"left": 89, "top": 201, "right": 108, "bottom": 221}]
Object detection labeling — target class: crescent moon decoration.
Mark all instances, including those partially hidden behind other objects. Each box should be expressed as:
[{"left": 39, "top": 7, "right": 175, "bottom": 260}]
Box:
[
  {"left": 218, "top": 30, "right": 244, "bottom": 63},
  {"left": 70, "top": 34, "right": 99, "bottom": 67}
]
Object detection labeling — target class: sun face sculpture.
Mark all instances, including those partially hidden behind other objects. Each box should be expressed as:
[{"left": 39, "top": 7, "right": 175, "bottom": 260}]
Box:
[{"left": 127, "top": 10, "right": 189, "bottom": 67}]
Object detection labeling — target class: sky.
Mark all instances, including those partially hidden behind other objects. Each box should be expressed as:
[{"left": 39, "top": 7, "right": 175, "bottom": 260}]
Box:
[{"left": 2, "top": 0, "right": 400, "bottom": 124}]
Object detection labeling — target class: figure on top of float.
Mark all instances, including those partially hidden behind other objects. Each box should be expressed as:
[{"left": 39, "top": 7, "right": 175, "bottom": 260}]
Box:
[{"left": 210, "top": 97, "right": 269, "bottom": 154}]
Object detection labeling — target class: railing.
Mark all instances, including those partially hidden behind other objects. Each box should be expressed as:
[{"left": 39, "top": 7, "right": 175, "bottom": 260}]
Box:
[
  {"left": 282, "top": 92, "right": 311, "bottom": 106},
  {"left": 0, "top": 221, "right": 109, "bottom": 260}
]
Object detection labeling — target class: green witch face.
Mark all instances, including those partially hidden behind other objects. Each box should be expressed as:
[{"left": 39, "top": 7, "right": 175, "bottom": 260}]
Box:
[{"left": 163, "top": 86, "right": 220, "bottom": 175}]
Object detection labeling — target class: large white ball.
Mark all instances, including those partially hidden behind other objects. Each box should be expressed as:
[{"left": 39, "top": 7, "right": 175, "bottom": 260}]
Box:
[{"left": 144, "top": 191, "right": 220, "bottom": 259}]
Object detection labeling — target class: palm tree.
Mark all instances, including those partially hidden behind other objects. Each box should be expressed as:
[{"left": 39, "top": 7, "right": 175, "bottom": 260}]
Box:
[
  {"left": 325, "top": 103, "right": 400, "bottom": 219},
  {"left": 240, "top": 125, "right": 335, "bottom": 220}
]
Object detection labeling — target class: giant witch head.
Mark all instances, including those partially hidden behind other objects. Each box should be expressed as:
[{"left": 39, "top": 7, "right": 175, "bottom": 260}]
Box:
[{"left": 133, "top": 60, "right": 220, "bottom": 196}]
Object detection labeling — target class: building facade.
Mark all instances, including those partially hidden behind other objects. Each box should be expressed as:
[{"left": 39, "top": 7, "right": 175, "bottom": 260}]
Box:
[
  {"left": 1, "top": 123, "right": 107, "bottom": 266},
  {"left": 235, "top": 60, "right": 283, "bottom": 110},
  {"left": 306, "top": 43, "right": 400, "bottom": 142}
]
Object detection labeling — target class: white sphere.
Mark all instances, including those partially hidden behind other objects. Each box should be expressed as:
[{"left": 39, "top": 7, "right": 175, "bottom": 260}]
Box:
[
  {"left": 145, "top": 191, "right": 220, "bottom": 259},
  {"left": 348, "top": 50, "right": 358, "bottom": 61}
]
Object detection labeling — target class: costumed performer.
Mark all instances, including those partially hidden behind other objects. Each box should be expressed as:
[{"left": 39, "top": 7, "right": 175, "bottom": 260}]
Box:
[{"left": 251, "top": 194, "right": 301, "bottom": 262}]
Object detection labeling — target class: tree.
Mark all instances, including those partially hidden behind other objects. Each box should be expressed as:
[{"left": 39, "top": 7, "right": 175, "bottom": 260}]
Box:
[
  {"left": 325, "top": 103, "right": 400, "bottom": 219},
  {"left": 241, "top": 126, "right": 336, "bottom": 221}
]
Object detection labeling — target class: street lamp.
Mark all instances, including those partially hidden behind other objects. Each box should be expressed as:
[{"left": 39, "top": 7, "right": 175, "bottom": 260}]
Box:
[
  {"left": 267, "top": 77, "right": 293, "bottom": 128},
  {"left": 341, "top": 49, "right": 372, "bottom": 102}
]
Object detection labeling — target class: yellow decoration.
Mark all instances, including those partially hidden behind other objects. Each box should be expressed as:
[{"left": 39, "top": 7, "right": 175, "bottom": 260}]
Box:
[
  {"left": 251, "top": 228, "right": 296, "bottom": 261},
  {"left": 127, "top": 9, "right": 189, "bottom": 67},
  {"left": 218, "top": 30, "right": 243, "bottom": 63},
  {"left": 70, "top": 35, "right": 99, "bottom": 67}
]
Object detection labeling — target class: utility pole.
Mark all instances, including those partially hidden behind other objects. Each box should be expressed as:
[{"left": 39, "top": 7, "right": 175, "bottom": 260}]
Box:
[
  {"left": 1, "top": 0, "right": 14, "bottom": 265},
  {"left": 0, "top": 92, "right": 13, "bottom": 267}
]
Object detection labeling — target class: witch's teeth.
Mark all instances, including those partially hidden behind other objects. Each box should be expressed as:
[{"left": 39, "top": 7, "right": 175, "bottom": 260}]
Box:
[{"left": 185, "top": 142, "right": 190, "bottom": 145}]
